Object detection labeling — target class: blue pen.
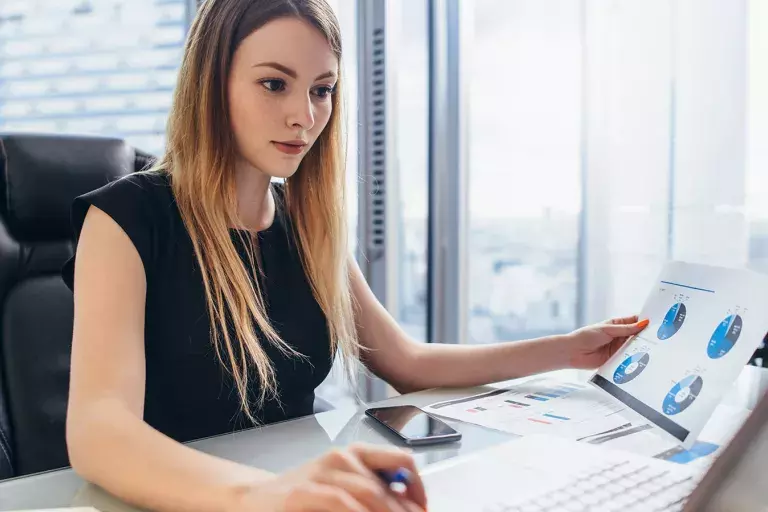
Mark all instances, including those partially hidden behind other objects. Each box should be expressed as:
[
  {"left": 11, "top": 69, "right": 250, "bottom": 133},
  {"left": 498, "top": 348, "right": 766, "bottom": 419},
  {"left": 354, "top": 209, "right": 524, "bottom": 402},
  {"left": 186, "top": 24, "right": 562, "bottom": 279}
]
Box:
[{"left": 378, "top": 467, "right": 411, "bottom": 489}]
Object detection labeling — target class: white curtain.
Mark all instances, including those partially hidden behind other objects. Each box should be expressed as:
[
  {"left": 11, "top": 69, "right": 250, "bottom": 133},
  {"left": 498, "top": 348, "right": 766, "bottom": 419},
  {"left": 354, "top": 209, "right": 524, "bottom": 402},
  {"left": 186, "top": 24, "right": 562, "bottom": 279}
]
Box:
[{"left": 582, "top": 0, "right": 766, "bottom": 323}]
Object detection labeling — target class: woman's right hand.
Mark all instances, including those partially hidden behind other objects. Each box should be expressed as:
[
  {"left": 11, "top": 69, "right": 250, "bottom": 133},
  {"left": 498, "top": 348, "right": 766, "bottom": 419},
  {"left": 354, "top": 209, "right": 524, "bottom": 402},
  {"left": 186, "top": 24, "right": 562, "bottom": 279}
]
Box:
[{"left": 230, "top": 443, "right": 428, "bottom": 512}]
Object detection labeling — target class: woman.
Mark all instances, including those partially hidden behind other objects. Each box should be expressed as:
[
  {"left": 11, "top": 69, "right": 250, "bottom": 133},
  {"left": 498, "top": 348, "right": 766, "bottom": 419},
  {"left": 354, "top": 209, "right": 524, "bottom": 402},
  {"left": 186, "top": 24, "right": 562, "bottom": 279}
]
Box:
[{"left": 63, "top": 0, "right": 648, "bottom": 510}]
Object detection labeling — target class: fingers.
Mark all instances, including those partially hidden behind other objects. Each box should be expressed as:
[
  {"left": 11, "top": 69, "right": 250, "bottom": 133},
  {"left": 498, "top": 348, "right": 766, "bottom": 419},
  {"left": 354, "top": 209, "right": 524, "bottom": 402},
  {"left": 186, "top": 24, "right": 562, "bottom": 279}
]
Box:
[
  {"left": 404, "top": 502, "right": 425, "bottom": 512},
  {"left": 606, "top": 315, "right": 639, "bottom": 326},
  {"left": 318, "top": 470, "right": 409, "bottom": 512},
  {"left": 318, "top": 446, "right": 424, "bottom": 511},
  {"left": 347, "top": 444, "right": 428, "bottom": 509},
  {"left": 287, "top": 482, "right": 367, "bottom": 512},
  {"left": 601, "top": 318, "right": 649, "bottom": 337},
  {"left": 606, "top": 338, "right": 627, "bottom": 359}
]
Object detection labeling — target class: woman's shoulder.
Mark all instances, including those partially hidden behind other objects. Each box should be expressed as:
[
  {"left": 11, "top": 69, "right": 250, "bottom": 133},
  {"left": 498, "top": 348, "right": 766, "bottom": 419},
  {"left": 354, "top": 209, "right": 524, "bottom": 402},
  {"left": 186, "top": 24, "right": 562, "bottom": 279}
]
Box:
[
  {"left": 62, "top": 171, "right": 179, "bottom": 289},
  {"left": 94, "top": 170, "right": 173, "bottom": 203},
  {"left": 75, "top": 170, "right": 177, "bottom": 225}
]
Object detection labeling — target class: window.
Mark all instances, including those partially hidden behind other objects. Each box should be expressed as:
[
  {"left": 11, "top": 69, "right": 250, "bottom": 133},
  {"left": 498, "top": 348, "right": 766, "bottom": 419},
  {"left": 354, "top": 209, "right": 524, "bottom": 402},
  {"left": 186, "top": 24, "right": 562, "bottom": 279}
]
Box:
[
  {"left": 747, "top": 0, "right": 768, "bottom": 274},
  {"left": 323, "top": 0, "right": 359, "bottom": 251},
  {"left": 313, "top": 0, "right": 360, "bottom": 408},
  {"left": 394, "top": 0, "right": 429, "bottom": 341},
  {"left": 465, "top": 1, "right": 768, "bottom": 344},
  {"left": 581, "top": 1, "right": 768, "bottom": 323},
  {"left": 0, "top": 0, "right": 187, "bottom": 155},
  {"left": 467, "top": 0, "right": 582, "bottom": 344}
]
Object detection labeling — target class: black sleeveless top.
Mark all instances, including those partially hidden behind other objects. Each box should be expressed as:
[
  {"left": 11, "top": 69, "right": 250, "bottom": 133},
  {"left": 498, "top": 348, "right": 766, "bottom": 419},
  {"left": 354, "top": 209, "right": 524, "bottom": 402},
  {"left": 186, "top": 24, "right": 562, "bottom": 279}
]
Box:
[{"left": 62, "top": 172, "right": 334, "bottom": 442}]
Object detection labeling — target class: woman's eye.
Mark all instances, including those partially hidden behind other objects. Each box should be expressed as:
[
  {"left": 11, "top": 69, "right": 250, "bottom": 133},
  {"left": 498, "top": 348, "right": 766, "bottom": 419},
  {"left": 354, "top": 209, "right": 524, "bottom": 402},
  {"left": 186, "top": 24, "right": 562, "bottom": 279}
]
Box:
[
  {"left": 261, "top": 79, "right": 286, "bottom": 92},
  {"left": 312, "top": 85, "right": 336, "bottom": 99}
]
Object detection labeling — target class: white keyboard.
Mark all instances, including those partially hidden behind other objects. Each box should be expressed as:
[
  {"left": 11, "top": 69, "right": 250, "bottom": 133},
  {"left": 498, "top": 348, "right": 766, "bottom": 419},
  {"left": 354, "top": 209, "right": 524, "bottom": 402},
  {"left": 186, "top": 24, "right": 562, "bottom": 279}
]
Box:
[
  {"left": 483, "top": 458, "right": 697, "bottom": 512},
  {"left": 423, "top": 435, "right": 700, "bottom": 512}
]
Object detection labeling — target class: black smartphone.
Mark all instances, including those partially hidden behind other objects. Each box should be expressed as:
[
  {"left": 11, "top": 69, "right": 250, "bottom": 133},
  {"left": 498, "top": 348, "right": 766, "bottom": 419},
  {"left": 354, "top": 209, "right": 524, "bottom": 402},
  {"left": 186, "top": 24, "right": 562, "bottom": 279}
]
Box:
[{"left": 364, "top": 405, "right": 462, "bottom": 446}]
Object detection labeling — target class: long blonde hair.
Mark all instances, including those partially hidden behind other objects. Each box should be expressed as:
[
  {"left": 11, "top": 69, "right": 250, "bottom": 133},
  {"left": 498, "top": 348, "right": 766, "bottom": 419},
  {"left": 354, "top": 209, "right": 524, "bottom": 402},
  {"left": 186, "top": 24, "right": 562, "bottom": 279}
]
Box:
[{"left": 153, "top": 0, "right": 360, "bottom": 421}]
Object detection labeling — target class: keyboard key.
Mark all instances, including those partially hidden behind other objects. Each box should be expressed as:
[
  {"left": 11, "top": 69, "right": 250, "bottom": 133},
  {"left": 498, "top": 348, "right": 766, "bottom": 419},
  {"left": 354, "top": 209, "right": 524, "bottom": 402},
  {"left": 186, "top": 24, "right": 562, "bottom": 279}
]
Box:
[
  {"left": 589, "top": 474, "right": 612, "bottom": 487},
  {"left": 603, "top": 501, "right": 627, "bottom": 512},
  {"left": 560, "top": 500, "right": 588, "bottom": 512},
  {"left": 550, "top": 490, "right": 572, "bottom": 503},
  {"left": 590, "top": 488, "right": 614, "bottom": 504},
  {"left": 669, "top": 475, "right": 694, "bottom": 486},
  {"left": 533, "top": 495, "right": 558, "bottom": 508},
  {"left": 623, "top": 472, "right": 648, "bottom": 486},
  {"left": 643, "top": 478, "right": 671, "bottom": 494},
  {"left": 617, "top": 463, "right": 646, "bottom": 477},
  {"left": 626, "top": 487, "right": 655, "bottom": 502},
  {"left": 623, "top": 500, "right": 651, "bottom": 512},
  {"left": 577, "top": 479, "right": 601, "bottom": 493},
  {"left": 490, "top": 458, "right": 694, "bottom": 512},
  {"left": 577, "top": 493, "right": 603, "bottom": 507},
  {"left": 609, "top": 493, "right": 637, "bottom": 510},
  {"left": 638, "top": 466, "right": 667, "bottom": 477},
  {"left": 565, "top": 486, "right": 590, "bottom": 500},
  {"left": 608, "top": 479, "right": 637, "bottom": 494},
  {"left": 653, "top": 493, "right": 688, "bottom": 510}
]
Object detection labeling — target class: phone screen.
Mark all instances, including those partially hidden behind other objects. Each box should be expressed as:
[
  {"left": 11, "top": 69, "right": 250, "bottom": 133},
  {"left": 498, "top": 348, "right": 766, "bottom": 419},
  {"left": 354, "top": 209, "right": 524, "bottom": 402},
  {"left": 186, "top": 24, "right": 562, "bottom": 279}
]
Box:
[{"left": 367, "top": 405, "right": 459, "bottom": 440}]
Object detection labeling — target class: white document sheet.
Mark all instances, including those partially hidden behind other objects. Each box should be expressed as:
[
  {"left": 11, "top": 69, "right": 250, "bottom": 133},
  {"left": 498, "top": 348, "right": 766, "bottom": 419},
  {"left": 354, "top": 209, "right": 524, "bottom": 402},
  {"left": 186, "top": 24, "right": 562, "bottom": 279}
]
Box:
[
  {"left": 424, "top": 376, "right": 631, "bottom": 440},
  {"left": 576, "top": 403, "right": 751, "bottom": 468},
  {"left": 424, "top": 375, "right": 752, "bottom": 465},
  {"left": 589, "top": 261, "right": 768, "bottom": 449}
]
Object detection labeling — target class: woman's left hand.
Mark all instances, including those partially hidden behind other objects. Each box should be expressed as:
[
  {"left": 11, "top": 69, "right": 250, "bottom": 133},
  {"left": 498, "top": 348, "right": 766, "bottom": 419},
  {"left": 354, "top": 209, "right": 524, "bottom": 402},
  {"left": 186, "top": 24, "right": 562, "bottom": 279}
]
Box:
[{"left": 564, "top": 316, "right": 650, "bottom": 369}]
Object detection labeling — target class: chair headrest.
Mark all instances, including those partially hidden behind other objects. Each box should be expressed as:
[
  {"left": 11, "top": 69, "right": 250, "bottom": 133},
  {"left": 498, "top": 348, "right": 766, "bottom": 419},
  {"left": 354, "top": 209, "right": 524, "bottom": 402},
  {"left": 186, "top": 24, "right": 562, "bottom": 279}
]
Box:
[{"left": 0, "top": 134, "right": 136, "bottom": 242}]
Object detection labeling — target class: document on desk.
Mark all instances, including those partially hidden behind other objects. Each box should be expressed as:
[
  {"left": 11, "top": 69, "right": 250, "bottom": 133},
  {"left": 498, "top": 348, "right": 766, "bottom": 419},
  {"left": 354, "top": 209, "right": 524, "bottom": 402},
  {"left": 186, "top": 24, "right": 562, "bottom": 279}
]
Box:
[
  {"left": 575, "top": 403, "right": 750, "bottom": 468},
  {"left": 424, "top": 375, "right": 749, "bottom": 464},
  {"left": 424, "top": 376, "right": 631, "bottom": 440},
  {"left": 590, "top": 261, "right": 768, "bottom": 449}
]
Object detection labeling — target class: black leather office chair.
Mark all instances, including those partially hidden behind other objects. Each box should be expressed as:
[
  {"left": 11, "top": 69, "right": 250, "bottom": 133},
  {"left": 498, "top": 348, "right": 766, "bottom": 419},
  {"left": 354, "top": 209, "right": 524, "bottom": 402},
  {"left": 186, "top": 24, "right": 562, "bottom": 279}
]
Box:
[
  {"left": 0, "top": 133, "right": 335, "bottom": 480},
  {"left": 0, "top": 133, "right": 145, "bottom": 478}
]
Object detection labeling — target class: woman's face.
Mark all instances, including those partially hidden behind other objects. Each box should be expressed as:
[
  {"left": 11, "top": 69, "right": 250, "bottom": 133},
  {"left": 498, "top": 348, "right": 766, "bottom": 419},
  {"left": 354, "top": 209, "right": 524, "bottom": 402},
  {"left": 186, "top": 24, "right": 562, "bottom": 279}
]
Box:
[{"left": 228, "top": 17, "right": 339, "bottom": 179}]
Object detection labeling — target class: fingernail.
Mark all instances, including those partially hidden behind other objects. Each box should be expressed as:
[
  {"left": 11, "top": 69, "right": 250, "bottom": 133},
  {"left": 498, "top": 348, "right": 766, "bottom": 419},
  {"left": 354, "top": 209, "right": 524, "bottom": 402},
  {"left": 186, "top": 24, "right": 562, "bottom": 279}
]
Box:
[{"left": 637, "top": 319, "right": 650, "bottom": 329}]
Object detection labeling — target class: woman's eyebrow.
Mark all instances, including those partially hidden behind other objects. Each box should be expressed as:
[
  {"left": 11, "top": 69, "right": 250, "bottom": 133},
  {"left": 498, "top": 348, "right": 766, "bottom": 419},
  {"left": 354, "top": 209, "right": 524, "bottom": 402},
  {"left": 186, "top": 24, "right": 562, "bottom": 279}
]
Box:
[{"left": 252, "top": 61, "right": 336, "bottom": 81}]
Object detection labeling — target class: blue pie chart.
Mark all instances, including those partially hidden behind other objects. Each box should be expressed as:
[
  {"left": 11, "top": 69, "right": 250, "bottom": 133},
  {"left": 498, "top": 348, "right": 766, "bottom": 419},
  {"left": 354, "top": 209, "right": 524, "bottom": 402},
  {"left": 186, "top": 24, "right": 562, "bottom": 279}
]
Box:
[
  {"left": 707, "top": 314, "right": 742, "bottom": 359},
  {"left": 663, "top": 375, "right": 703, "bottom": 416},
  {"left": 613, "top": 352, "right": 650, "bottom": 385},
  {"left": 657, "top": 303, "right": 687, "bottom": 340}
]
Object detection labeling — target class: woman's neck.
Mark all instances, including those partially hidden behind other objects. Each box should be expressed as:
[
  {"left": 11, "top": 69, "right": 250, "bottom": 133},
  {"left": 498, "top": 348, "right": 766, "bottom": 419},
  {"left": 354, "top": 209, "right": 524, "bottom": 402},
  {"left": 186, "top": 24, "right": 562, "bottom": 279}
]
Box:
[{"left": 233, "top": 159, "right": 275, "bottom": 232}]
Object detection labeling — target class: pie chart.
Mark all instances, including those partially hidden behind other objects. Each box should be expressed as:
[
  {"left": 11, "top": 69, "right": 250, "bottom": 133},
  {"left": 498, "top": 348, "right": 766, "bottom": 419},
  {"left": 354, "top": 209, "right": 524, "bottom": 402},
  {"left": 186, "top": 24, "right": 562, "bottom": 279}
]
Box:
[
  {"left": 613, "top": 352, "right": 650, "bottom": 385},
  {"left": 707, "top": 314, "right": 742, "bottom": 359},
  {"left": 663, "top": 375, "right": 703, "bottom": 416},
  {"left": 657, "top": 303, "right": 687, "bottom": 340}
]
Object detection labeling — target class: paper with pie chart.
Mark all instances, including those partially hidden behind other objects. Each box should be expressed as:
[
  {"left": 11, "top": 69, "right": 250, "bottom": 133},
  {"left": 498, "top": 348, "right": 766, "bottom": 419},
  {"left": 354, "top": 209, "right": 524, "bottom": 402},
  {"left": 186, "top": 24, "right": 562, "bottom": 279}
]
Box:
[{"left": 590, "top": 261, "right": 768, "bottom": 449}]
